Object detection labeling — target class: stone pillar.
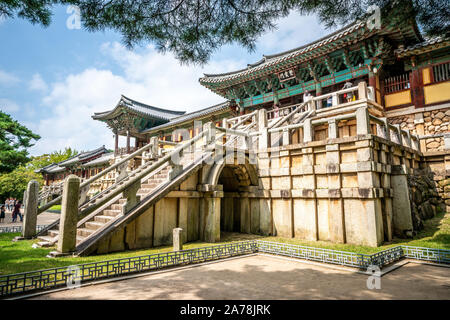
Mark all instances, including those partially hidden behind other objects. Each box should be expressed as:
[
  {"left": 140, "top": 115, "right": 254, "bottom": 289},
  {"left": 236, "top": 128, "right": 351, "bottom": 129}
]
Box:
[
  {"left": 282, "top": 128, "right": 290, "bottom": 146},
  {"left": 173, "top": 228, "right": 183, "bottom": 251},
  {"left": 356, "top": 107, "right": 370, "bottom": 135},
  {"left": 204, "top": 196, "right": 221, "bottom": 242},
  {"left": 303, "top": 118, "right": 313, "bottom": 143},
  {"left": 356, "top": 140, "right": 384, "bottom": 246},
  {"left": 22, "top": 180, "right": 39, "bottom": 239},
  {"left": 328, "top": 119, "right": 339, "bottom": 139},
  {"left": 391, "top": 165, "right": 414, "bottom": 237},
  {"left": 57, "top": 175, "right": 80, "bottom": 254},
  {"left": 414, "top": 113, "right": 426, "bottom": 151}
]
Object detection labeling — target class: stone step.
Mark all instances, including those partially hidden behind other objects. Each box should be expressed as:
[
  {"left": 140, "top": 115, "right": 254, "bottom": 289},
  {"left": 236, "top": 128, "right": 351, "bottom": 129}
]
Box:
[
  {"left": 38, "top": 235, "right": 56, "bottom": 242},
  {"left": 48, "top": 230, "right": 59, "bottom": 237},
  {"left": 111, "top": 204, "right": 123, "bottom": 210},
  {"left": 77, "top": 228, "right": 94, "bottom": 237},
  {"left": 85, "top": 221, "right": 105, "bottom": 230},
  {"left": 103, "top": 209, "right": 122, "bottom": 216},
  {"left": 119, "top": 199, "right": 127, "bottom": 204},
  {"left": 76, "top": 235, "right": 87, "bottom": 245},
  {"left": 94, "top": 215, "right": 115, "bottom": 223}
]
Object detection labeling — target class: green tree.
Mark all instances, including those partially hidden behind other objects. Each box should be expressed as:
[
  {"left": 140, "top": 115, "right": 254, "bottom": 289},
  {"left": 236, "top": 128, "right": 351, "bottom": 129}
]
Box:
[
  {"left": 0, "top": 111, "right": 40, "bottom": 174},
  {"left": 0, "top": 148, "right": 78, "bottom": 201},
  {"left": 0, "top": 165, "right": 43, "bottom": 201},
  {"left": 0, "top": 0, "right": 448, "bottom": 64},
  {"left": 29, "top": 147, "right": 79, "bottom": 171}
]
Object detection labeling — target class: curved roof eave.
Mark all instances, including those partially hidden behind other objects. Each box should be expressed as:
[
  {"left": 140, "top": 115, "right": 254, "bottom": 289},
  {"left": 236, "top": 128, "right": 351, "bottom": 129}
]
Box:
[
  {"left": 141, "top": 101, "right": 231, "bottom": 134},
  {"left": 92, "top": 95, "right": 186, "bottom": 122}
]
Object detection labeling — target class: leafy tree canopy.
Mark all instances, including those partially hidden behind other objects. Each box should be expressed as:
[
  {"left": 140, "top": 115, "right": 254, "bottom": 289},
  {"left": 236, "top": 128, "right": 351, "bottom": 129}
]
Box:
[
  {"left": 0, "top": 0, "right": 449, "bottom": 64},
  {"left": 0, "top": 110, "right": 40, "bottom": 173},
  {"left": 0, "top": 148, "right": 78, "bottom": 201},
  {"left": 28, "top": 147, "right": 79, "bottom": 171}
]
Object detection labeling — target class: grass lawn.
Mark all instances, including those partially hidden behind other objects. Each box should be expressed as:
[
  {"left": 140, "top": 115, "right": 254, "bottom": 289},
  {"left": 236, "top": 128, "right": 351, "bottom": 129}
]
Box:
[
  {"left": 48, "top": 205, "right": 61, "bottom": 212},
  {"left": 0, "top": 212, "right": 448, "bottom": 276}
]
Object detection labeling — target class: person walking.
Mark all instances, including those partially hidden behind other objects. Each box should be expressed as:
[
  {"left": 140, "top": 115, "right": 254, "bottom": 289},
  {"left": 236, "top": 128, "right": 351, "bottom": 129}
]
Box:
[
  {"left": 0, "top": 205, "right": 5, "bottom": 223},
  {"left": 12, "top": 201, "right": 22, "bottom": 223},
  {"left": 5, "top": 198, "right": 9, "bottom": 212}
]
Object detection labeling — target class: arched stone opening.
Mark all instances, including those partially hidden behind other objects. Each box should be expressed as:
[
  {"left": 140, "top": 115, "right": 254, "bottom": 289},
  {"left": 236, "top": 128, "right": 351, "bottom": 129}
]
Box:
[{"left": 218, "top": 165, "right": 253, "bottom": 234}]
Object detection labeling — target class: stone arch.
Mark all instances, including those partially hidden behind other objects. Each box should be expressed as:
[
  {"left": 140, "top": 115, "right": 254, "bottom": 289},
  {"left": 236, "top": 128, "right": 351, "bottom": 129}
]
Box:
[
  {"left": 206, "top": 155, "right": 259, "bottom": 188},
  {"left": 204, "top": 155, "right": 260, "bottom": 236}
]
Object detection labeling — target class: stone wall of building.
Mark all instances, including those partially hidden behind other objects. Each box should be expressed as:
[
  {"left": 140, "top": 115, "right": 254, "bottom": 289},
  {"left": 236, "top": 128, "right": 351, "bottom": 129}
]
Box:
[
  {"left": 388, "top": 107, "right": 450, "bottom": 153},
  {"left": 87, "top": 133, "right": 443, "bottom": 255}
]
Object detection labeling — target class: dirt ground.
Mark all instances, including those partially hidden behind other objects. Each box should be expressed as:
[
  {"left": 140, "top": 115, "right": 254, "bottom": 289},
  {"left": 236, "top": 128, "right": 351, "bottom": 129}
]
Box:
[{"left": 31, "top": 255, "right": 450, "bottom": 300}]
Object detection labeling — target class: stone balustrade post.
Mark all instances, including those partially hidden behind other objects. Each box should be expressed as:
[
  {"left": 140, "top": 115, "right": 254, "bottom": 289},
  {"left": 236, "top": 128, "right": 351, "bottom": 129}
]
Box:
[
  {"left": 21, "top": 180, "right": 39, "bottom": 239},
  {"left": 332, "top": 93, "right": 338, "bottom": 106},
  {"left": 328, "top": 119, "right": 339, "bottom": 139},
  {"left": 149, "top": 136, "right": 159, "bottom": 158},
  {"left": 378, "top": 118, "right": 390, "bottom": 141},
  {"left": 392, "top": 124, "right": 401, "bottom": 144},
  {"left": 444, "top": 133, "right": 450, "bottom": 151},
  {"left": 303, "top": 118, "right": 313, "bottom": 143},
  {"left": 358, "top": 81, "right": 368, "bottom": 99},
  {"left": 122, "top": 179, "right": 141, "bottom": 214},
  {"left": 282, "top": 128, "right": 290, "bottom": 146},
  {"left": 56, "top": 175, "right": 80, "bottom": 255},
  {"left": 356, "top": 107, "right": 370, "bottom": 135}
]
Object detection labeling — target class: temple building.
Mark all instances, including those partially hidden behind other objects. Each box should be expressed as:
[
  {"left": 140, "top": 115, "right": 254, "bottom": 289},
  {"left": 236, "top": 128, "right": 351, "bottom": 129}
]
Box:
[
  {"left": 36, "top": 16, "right": 450, "bottom": 254},
  {"left": 36, "top": 146, "right": 111, "bottom": 186}
]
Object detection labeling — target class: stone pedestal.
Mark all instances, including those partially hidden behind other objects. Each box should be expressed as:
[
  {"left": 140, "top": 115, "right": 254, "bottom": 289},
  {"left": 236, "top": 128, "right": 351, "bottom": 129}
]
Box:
[{"left": 173, "top": 228, "right": 183, "bottom": 251}]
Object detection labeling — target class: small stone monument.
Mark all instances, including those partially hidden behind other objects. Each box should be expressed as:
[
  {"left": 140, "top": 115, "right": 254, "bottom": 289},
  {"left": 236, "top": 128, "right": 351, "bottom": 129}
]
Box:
[
  {"left": 49, "top": 175, "right": 80, "bottom": 257},
  {"left": 173, "top": 228, "right": 183, "bottom": 251}
]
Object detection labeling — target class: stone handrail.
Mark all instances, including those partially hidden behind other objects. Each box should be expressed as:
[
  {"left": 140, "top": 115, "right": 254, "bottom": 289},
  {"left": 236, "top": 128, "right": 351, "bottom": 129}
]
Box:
[{"left": 37, "top": 137, "right": 163, "bottom": 214}]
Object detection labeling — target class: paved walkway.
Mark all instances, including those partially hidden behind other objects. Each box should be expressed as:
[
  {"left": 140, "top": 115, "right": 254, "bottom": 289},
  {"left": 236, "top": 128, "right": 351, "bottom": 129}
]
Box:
[
  {"left": 32, "top": 255, "right": 450, "bottom": 300},
  {"left": 0, "top": 210, "right": 59, "bottom": 228}
]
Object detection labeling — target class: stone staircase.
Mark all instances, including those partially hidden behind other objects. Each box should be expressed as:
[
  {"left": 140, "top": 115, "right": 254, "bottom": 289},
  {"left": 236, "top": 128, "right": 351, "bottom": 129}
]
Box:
[{"left": 37, "top": 165, "right": 171, "bottom": 247}]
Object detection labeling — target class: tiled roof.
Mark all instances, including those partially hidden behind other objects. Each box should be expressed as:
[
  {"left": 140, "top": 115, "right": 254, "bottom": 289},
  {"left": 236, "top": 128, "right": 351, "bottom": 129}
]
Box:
[
  {"left": 395, "top": 36, "right": 450, "bottom": 57},
  {"left": 142, "top": 101, "right": 230, "bottom": 134},
  {"left": 92, "top": 95, "right": 186, "bottom": 122},
  {"left": 83, "top": 152, "right": 114, "bottom": 167},
  {"left": 58, "top": 146, "right": 109, "bottom": 167},
  {"left": 199, "top": 21, "right": 367, "bottom": 84}
]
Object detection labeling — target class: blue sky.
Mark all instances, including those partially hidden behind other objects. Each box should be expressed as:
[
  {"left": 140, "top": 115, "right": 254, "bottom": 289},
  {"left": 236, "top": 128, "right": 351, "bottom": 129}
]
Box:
[{"left": 0, "top": 5, "right": 334, "bottom": 156}]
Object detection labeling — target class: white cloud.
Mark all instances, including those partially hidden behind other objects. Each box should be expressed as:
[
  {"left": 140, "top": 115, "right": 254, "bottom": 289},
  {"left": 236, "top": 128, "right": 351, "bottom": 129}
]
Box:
[
  {"left": 0, "top": 98, "right": 20, "bottom": 113},
  {"left": 29, "top": 73, "right": 48, "bottom": 92},
  {"left": 29, "top": 13, "right": 333, "bottom": 156},
  {"left": 30, "top": 46, "right": 243, "bottom": 155},
  {"left": 0, "top": 70, "right": 19, "bottom": 86}
]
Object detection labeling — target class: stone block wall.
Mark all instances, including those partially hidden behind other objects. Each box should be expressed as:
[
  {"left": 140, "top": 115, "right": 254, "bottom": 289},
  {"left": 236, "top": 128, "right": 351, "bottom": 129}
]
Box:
[
  {"left": 256, "top": 134, "right": 422, "bottom": 247},
  {"left": 388, "top": 106, "right": 450, "bottom": 152}
]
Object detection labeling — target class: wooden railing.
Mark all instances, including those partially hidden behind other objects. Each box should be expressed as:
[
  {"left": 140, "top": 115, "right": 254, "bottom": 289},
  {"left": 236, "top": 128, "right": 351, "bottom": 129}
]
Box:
[
  {"left": 384, "top": 73, "right": 410, "bottom": 94},
  {"left": 432, "top": 62, "right": 450, "bottom": 83}
]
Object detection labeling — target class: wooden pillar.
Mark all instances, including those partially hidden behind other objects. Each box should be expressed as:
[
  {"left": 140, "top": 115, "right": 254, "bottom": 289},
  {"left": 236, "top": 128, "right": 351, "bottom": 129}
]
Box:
[
  {"left": 126, "top": 130, "right": 131, "bottom": 154},
  {"left": 410, "top": 68, "right": 424, "bottom": 109},
  {"left": 114, "top": 130, "right": 119, "bottom": 156}
]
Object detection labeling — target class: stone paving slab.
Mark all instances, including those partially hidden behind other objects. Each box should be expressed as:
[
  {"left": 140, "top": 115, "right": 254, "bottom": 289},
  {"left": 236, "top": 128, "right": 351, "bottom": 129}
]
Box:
[
  {"left": 31, "top": 255, "right": 450, "bottom": 300},
  {"left": 0, "top": 211, "right": 59, "bottom": 228}
]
